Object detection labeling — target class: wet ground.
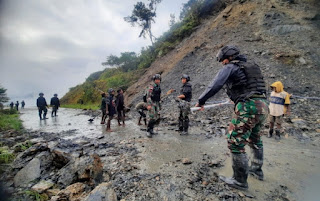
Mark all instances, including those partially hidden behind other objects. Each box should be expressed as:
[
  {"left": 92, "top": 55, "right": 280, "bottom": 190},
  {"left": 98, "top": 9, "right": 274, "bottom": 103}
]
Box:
[{"left": 16, "top": 107, "right": 320, "bottom": 200}]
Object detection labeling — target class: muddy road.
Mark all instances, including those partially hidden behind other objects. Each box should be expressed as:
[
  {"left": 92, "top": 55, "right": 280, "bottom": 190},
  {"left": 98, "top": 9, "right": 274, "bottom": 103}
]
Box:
[{"left": 2, "top": 107, "right": 320, "bottom": 200}]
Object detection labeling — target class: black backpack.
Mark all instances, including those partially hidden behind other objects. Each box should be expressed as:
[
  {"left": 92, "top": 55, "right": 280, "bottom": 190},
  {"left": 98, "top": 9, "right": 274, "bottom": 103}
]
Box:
[{"left": 143, "top": 93, "right": 147, "bottom": 103}]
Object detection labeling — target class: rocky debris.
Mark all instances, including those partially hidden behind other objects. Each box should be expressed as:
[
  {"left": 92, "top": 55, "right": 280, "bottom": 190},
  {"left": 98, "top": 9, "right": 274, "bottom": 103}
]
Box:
[
  {"left": 31, "top": 180, "right": 54, "bottom": 193},
  {"left": 182, "top": 158, "right": 193, "bottom": 165},
  {"left": 83, "top": 182, "right": 117, "bottom": 201},
  {"left": 265, "top": 185, "right": 294, "bottom": 201},
  {"left": 57, "top": 154, "right": 103, "bottom": 188},
  {"left": 51, "top": 183, "right": 88, "bottom": 201},
  {"left": 291, "top": 118, "right": 308, "bottom": 130},
  {"left": 13, "top": 158, "right": 41, "bottom": 187}
]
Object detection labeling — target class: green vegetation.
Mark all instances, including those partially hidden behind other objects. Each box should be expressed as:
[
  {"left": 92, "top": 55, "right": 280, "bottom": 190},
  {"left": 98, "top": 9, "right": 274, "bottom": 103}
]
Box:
[
  {"left": 0, "top": 146, "right": 15, "bottom": 164},
  {"left": 25, "top": 190, "right": 49, "bottom": 201},
  {"left": 61, "top": 103, "right": 100, "bottom": 110},
  {"left": 14, "top": 141, "right": 33, "bottom": 152},
  {"left": 62, "top": 0, "right": 224, "bottom": 106},
  {"left": 0, "top": 109, "right": 23, "bottom": 131},
  {"left": 0, "top": 85, "right": 10, "bottom": 110}
]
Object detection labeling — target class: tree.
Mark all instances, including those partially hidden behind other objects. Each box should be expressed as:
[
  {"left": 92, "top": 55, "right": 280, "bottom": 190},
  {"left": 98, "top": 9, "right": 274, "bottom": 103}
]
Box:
[
  {"left": 124, "top": 0, "right": 162, "bottom": 45},
  {"left": 169, "top": 14, "right": 176, "bottom": 28},
  {"left": 0, "top": 85, "right": 9, "bottom": 109},
  {"left": 102, "top": 52, "right": 139, "bottom": 72}
]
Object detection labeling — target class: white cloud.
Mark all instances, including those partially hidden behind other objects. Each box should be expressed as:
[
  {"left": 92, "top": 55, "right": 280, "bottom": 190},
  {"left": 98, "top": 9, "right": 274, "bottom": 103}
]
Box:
[{"left": 0, "top": 0, "right": 188, "bottom": 102}]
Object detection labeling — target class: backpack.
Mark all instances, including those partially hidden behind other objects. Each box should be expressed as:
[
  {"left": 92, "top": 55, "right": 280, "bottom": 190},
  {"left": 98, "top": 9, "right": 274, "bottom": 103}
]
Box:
[{"left": 143, "top": 93, "right": 147, "bottom": 103}]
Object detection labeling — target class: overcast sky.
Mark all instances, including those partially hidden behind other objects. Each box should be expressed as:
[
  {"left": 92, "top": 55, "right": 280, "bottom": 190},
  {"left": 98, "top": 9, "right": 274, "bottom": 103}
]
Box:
[{"left": 0, "top": 0, "right": 187, "bottom": 105}]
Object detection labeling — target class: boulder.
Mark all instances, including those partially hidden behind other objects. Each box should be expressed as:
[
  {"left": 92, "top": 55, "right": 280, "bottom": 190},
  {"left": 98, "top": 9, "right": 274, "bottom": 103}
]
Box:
[
  {"left": 14, "top": 158, "right": 41, "bottom": 187},
  {"left": 57, "top": 154, "right": 103, "bottom": 187},
  {"left": 83, "top": 182, "right": 117, "bottom": 201}
]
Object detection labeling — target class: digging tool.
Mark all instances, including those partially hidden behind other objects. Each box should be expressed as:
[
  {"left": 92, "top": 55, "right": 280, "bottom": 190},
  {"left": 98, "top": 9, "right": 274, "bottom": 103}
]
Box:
[{"left": 190, "top": 100, "right": 233, "bottom": 112}]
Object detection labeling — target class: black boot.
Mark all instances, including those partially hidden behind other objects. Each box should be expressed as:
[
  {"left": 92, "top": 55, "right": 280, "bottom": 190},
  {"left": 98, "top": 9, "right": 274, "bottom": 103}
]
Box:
[
  {"left": 220, "top": 153, "right": 249, "bottom": 190},
  {"left": 275, "top": 130, "right": 281, "bottom": 140},
  {"left": 51, "top": 111, "right": 54, "bottom": 117},
  {"left": 147, "top": 120, "right": 156, "bottom": 138},
  {"left": 249, "top": 148, "right": 264, "bottom": 180},
  {"left": 268, "top": 129, "right": 273, "bottom": 138},
  {"left": 181, "top": 117, "right": 189, "bottom": 135},
  {"left": 176, "top": 118, "right": 183, "bottom": 132}
]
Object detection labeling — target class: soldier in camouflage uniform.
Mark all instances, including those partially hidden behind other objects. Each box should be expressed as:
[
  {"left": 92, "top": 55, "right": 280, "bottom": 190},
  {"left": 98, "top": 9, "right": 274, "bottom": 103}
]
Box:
[
  {"left": 196, "top": 45, "right": 268, "bottom": 190},
  {"left": 135, "top": 102, "right": 147, "bottom": 126},
  {"left": 145, "top": 74, "right": 162, "bottom": 138},
  {"left": 176, "top": 74, "right": 192, "bottom": 135}
]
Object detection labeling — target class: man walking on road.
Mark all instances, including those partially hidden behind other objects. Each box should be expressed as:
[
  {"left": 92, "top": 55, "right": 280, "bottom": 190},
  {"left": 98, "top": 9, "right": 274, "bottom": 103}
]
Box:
[
  {"left": 37, "top": 92, "right": 49, "bottom": 120},
  {"left": 196, "top": 45, "right": 268, "bottom": 190},
  {"left": 50, "top": 94, "right": 60, "bottom": 117}
]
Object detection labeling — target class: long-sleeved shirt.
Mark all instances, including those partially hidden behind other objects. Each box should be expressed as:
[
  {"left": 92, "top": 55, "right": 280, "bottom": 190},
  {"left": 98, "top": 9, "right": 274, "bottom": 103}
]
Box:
[
  {"left": 116, "top": 94, "right": 125, "bottom": 110},
  {"left": 198, "top": 55, "right": 248, "bottom": 105},
  {"left": 180, "top": 82, "right": 192, "bottom": 102},
  {"left": 50, "top": 97, "right": 60, "bottom": 108},
  {"left": 37, "top": 97, "right": 48, "bottom": 108}
]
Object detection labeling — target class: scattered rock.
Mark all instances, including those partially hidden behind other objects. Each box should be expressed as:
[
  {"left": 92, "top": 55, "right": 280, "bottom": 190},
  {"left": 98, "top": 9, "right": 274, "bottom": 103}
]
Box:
[
  {"left": 182, "top": 158, "right": 193, "bottom": 165},
  {"left": 31, "top": 180, "right": 54, "bottom": 193},
  {"left": 14, "top": 158, "right": 41, "bottom": 187},
  {"left": 83, "top": 182, "right": 117, "bottom": 201}
]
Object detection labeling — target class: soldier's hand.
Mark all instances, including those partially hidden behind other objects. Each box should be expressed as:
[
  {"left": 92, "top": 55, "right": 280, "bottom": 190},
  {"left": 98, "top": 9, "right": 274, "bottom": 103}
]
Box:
[
  {"left": 147, "top": 105, "right": 152, "bottom": 110},
  {"left": 195, "top": 103, "right": 204, "bottom": 111}
]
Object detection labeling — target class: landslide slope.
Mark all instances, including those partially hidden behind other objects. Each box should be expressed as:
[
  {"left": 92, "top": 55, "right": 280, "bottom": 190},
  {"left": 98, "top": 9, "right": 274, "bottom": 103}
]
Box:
[{"left": 126, "top": 0, "right": 320, "bottom": 121}]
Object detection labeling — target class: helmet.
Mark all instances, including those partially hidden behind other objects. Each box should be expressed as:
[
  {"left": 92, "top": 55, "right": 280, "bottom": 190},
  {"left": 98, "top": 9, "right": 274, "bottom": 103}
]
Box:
[
  {"left": 39, "top": 92, "right": 44, "bottom": 96},
  {"left": 152, "top": 74, "right": 161, "bottom": 81},
  {"left": 54, "top": 93, "right": 58, "bottom": 97},
  {"left": 181, "top": 74, "right": 190, "bottom": 82},
  {"left": 108, "top": 88, "right": 115, "bottom": 94},
  {"left": 216, "top": 45, "right": 240, "bottom": 62}
]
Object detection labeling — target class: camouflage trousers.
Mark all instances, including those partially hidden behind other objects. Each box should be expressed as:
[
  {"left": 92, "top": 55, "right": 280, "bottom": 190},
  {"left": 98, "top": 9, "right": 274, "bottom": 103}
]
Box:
[
  {"left": 178, "top": 101, "right": 191, "bottom": 120},
  {"left": 227, "top": 98, "right": 268, "bottom": 153},
  {"left": 148, "top": 101, "right": 161, "bottom": 121}
]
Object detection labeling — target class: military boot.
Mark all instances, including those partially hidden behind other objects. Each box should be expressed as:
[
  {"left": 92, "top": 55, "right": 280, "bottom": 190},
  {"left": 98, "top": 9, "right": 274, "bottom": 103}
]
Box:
[
  {"left": 176, "top": 118, "right": 183, "bottom": 132},
  {"left": 268, "top": 129, "right": 273, "bottom": 138},
  {"left": 249, "top": 148, "right": 264, "bottom": 180},
  {"left": 181, "top": 118, "right": 189, "bottom": 135},
  {"left": 147, "top": 120, "right": 156, "bottom": 138},
  {"left": 275, "top": 130, "right": 281, "bottom": 140},
  {"left": 219, "top": 153, "right": 249, "bottom": 190}
]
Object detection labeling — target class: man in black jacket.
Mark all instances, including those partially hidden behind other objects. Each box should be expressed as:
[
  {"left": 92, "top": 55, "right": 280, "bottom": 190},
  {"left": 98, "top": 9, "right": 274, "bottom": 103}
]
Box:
[
  {"left": 116, "top": 89, "right": 125, "bottom": 127},
  {"left": 177, "top": 74, "right": 192, "bottom": 135},
  {"left": 50, "top": 94, "right": 60, "bottom": 117},
  {"left": 37, "top": 92, "right": 48, "bottom": 120},
  {"left": 106, "top": 88, "right": 116, "bottom": 132},
  {"left": 196, "top": 45, "right": 268, "bottom": 190}
]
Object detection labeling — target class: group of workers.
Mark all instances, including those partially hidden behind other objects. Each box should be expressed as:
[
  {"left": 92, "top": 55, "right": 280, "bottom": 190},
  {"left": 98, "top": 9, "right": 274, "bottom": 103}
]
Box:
[
  {"left": 9, "top": 100, "right": 25, "bottom": 110},
  {"left": 128, "top": 45, "right": 290, "bottom": 190},
  {"left": 100, "top": 88, "right": 126, "bottom": 132},
  {"left": 29, "top": 44, "right": 290, "bottom": 191}
]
